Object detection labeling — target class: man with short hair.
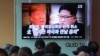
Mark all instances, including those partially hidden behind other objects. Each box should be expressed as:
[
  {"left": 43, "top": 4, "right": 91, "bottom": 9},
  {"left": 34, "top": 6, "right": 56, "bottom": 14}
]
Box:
[
  {"left": 32, "top": 39, "right": 45, "bottom": 56},
  {"left": 58, "top": 4, "right": 85, "bottom": 37}
]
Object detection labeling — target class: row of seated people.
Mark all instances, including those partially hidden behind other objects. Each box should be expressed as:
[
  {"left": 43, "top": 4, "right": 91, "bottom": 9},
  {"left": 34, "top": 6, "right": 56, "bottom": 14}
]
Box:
[{"left": 0, "top": 40, "right": 99, "bottom": 56}]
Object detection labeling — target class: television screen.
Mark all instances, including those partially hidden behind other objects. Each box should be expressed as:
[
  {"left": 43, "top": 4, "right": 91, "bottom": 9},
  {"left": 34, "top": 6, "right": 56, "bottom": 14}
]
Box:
[{"left": 22, "top": 3, "right": 85, "bottom": 39}]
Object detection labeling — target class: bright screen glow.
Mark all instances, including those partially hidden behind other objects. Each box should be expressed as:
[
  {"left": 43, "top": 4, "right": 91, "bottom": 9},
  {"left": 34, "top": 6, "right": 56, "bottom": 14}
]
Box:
[{"left": 22, "top": 3, "right": 85, "bottom": 39}]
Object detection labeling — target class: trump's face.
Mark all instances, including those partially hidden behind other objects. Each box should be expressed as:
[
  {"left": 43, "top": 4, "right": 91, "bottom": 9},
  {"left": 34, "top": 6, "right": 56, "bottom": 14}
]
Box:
[
  {"left": 30, "top": 4, "right": 46, "bottom": 26},
  {"left": 59, "top": 9, "right": 76, "bottom": 26}
]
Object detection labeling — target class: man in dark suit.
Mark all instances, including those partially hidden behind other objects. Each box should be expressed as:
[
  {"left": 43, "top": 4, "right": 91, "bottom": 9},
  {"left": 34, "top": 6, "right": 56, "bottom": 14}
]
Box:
[{"left": 56, "top": 4, "right": 85, "bottom": 38}]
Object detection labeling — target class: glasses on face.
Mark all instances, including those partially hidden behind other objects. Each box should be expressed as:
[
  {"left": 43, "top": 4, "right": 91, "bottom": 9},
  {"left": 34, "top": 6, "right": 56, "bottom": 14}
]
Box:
[{"left": 58, "top": 15, "right": 73, "bottom": 19}]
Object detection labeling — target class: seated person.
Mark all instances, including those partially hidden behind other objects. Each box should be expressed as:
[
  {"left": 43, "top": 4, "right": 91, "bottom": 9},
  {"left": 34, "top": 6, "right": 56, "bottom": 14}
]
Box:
[
  {"left": 8, "top": 46, "right": 20, "bottom": 56},
  {"left": 32, "top": 39, "right": 45, "bottom": 56},
  {"left": 44, "top": 42, "right": 61, "bottom": 56},
  {"left": 73, "top": 46, "right": 90, "bottom": 56},
  {"left": 88, "top": 41, "right": 99, "bottom": 56},
  {"left": 0, "top": 48, "right": 8, "bottom": 56},
  {"left": 18, "top": 47, "right": 32, "bottom": 56}
]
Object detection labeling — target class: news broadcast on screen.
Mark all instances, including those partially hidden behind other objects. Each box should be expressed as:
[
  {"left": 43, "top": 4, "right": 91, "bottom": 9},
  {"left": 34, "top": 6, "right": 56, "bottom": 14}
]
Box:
[{"left": 22, "top": 3, "right": 85, "bottom": 39}]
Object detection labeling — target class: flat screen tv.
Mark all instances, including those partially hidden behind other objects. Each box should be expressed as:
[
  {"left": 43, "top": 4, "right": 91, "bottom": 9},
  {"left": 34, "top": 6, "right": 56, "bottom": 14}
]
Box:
[{"left": 22, "top": 3, "right": 86, "bottom": 39}]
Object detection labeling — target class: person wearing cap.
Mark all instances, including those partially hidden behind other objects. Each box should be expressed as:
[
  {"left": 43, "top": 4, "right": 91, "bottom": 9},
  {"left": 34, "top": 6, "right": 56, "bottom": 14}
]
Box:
[
  {"left": 73, "top": 46, "right": 90, "bottom": 56},
  {"left": 32, "top": 39, "right": 45, "bottom": 56}
]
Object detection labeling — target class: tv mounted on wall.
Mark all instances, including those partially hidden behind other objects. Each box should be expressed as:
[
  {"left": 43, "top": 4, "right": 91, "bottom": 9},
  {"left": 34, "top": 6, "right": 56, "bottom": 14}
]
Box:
[{"left": 22, "top": 3, "right": 85, "bottom": 39}]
